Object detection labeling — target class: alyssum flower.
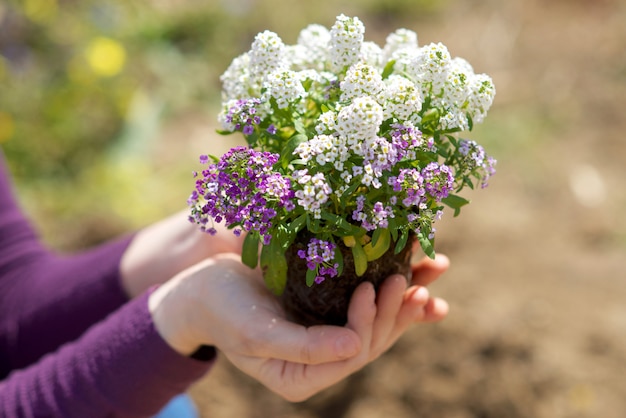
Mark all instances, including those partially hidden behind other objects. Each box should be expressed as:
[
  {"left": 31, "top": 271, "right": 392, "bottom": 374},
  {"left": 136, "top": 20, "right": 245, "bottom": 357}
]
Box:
[{"left": 188, "top": 14, "right": 496, "bottom": 295}]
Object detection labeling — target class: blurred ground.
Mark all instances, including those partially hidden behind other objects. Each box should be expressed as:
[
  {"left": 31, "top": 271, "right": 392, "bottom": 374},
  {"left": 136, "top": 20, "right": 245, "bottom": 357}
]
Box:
[
  {"left": 3, "top": 0, "right": 626, "bottom": 417},
  {"left": 186, "top": 1, "right": 626, "bottom": 417}
]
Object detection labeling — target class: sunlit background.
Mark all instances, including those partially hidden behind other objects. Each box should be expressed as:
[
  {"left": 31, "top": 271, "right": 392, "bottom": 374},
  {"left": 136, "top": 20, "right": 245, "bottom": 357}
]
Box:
[{"left": 2, "top": 0, "right": 625, "bottom": 417}]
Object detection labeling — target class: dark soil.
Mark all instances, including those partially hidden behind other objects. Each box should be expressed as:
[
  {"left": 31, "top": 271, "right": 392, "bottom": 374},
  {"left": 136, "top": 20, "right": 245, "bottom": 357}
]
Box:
[{"left": 280, "top": 232, "right": 414, "bottom": 327}]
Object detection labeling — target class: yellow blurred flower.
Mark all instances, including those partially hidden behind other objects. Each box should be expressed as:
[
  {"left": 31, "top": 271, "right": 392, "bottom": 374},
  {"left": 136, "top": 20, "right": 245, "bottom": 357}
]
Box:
[
  {"left": 0, "top": 112, "right": 15, "bottom": 143},
  {"left": 85, "top": 37, "right": 126, "bottom": 78}
]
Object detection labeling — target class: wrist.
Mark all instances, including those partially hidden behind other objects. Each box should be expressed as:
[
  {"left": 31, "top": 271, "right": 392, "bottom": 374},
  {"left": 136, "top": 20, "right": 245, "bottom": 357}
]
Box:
[{"left": 148, "top": 279, "right": 201, "bottom": 356}]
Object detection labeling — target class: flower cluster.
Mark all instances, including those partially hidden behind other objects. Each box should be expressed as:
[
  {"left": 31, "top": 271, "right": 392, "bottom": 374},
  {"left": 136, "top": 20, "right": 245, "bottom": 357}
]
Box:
[
  {"left": 189, "top": 15, "right": 497, "bottom": 294},
  {"left": 297, "top": 239, "right": 339, "bottom": 285},
  {"left": 188, "top": 146, "right": 294, "bottom": 246}
]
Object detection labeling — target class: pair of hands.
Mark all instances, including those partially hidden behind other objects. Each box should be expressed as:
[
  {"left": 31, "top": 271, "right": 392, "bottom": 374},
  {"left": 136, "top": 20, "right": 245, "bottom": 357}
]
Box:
[{"left": 123, "top": 211, "right": 449, "bottom": 401}]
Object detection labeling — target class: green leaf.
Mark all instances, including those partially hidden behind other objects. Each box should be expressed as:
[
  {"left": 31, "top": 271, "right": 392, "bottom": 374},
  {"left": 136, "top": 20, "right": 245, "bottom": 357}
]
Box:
[
  {"left": 287, "top": 213, "right": 307, "bottom": 235},
  {"left": 261, "top": 239, "right": 288, "bottom": 295},
  {"left": 306, "top": 268, "right": 317, "bottom": 287},
  {"left": 442, "top": 194, "right": 470, "bottom": 217},
  {"left": 294, "top": 118, "right": 306, "bottom": 135},
  {"left": 382, "top": 59, "right": 396, "bottom": 79},
  {"left": 421, "top": 108, "right": 440, "bottom": 126},
  {"left": 417, "top": 232, "right": 436, "bottom": 259},
  {"left": 320, "top": 212, "right": 355, "bottom": 233},
  {"left": 388, "top": 219, "right": 398, "bottom": 242},
  {"left": 351, "top": 241, "right": 368, "bottom": 277},
  {"left": 241, "top": 233, "right": 260, "bottom": 269},
  {"left": 340, "top": 180, "right": 361, "bottom": 202},
  {"left": 216, "top": 129, "right": 235, "bottom": 136},
  {"left": 280, "top": 133, "right": 308, "bottom": 169},
  {"left": 306, "top": 216, "right": 322, "bottom": 234},
  {"left": 364, "top": 228, "right": 391, "bottom": 261},
  {"left": 289, "top": 158, "right": 309, "bottom": 166},
  {"left": 394, "top": 229, "right": 409, "bottom": 254},
  {"left": 335, "top": 246, "right": 344, "bottom": 276}
]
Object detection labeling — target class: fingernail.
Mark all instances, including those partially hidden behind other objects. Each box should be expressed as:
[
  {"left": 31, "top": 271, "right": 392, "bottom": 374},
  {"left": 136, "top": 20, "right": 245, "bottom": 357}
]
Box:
[{"left": 335, "top": 335, "right": 359, "bottom": 359}]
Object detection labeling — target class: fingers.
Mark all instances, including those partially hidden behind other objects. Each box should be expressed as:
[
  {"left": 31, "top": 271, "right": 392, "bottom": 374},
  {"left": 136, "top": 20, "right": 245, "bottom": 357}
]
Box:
[
  {"left": 395, "top": 285, "right": 430, "bottom": 325},
  {"left": 420, "top": 297, "right": 449, "bottom": 322},
  {"left": 239, "top": 314, "right": 362, "bottom": 365},
  {"left": 258, "top": 282, "right": 378, "bottom": 401},
  {"left": 374, "top": 284, "right": 428, "bottom": 352},
  {"left": 345, "top": 281, "right": 377, "bottom": 353},
  {"left": 411, "top": 253, "right": 450, "bottom": 287},
  {"left": 370, "top": 275, "right": 407, "bottom": 355},
  {"left": 371, "top": 279, "right": 449, "bottom": 354}
]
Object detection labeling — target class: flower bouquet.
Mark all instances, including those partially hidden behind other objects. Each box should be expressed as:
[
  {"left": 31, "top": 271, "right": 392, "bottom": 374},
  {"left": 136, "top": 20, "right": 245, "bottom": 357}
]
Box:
[{"left": 188, "top": 14, "right": 496, "bottom": 326}]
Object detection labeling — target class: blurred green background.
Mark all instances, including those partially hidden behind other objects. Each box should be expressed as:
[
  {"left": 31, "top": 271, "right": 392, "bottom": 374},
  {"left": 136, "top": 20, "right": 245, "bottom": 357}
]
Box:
[
  {"left": 0, "top": 0, "right": 457, "bottom": 247},
  {"left": 2, "top": 0, "right": 626, "bottom": 417}
]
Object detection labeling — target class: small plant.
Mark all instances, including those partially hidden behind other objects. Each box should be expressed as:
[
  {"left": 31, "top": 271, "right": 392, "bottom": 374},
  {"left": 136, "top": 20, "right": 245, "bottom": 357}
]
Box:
[{"left": 188, "top": 14, "right": 496, "bottom": 296}]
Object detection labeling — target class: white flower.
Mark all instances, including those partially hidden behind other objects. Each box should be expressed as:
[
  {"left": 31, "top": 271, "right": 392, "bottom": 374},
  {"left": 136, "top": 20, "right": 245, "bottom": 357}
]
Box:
[
  {"left": 296, "top": 24, "right": 331, "bottom": 70},
  {"left": 381, "top": 74, "right": 423, "bottom": 121},
  {"left": 444, "top": 58, "right": 473, "bottom": 105},
  {"left": 340, "top": 62, "right": 385, "bottom": 102},
  {"left": 390, "top": 47, "right": 422, "bottom": 77},
  {"left": 315, "top": 110, "right": 338, "bottom": 135},
  {"left": 329, "top": 14, "right": 365, "bottom": 72},
  {"left": 361, "top": 164, "right": 374, "bottom": 186},
  {"left": 359, "top": 41, "right": 383, "bottom": 68},
  {"left": 293, "top": 169, "right": 332, "bottom": 219},
  {"left": 410, "top": 42, "right": 452, "bottom": 103},
  {"left": 295, "top": 134, "right": 349, "bottom": 171},
  {"left": 263, "top": 70, "right": 306, "bottom": 109},
  {"left": 249, "top": 30, "right": 286, "bottom": 80},
  {"left": 336, "top": 96, "right": 383, "bottom": 151},
  {"left": 439, "top": 57, "right": 474, "bottom": 130},
  {"left": 383, "top": 28, "right": 418, "bottom": 62},
  {"left": 220, "top": 53, "right": 253, "bottom": 101},
  {"left": 283, "top": 44, "right": 312, "bottom": 71},
  {"left": 468, "top": 73, "right": 496, "bottom": 124}
]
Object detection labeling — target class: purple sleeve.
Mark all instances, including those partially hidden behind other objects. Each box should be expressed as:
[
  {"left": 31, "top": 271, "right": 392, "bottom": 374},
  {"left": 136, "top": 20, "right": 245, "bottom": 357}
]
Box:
[
  {"left": 0, "top": 291, "right": 213, "bottom": 418},
  {"left": 0, "top": 150, "right": 132, "bottom": 371},
  {"left": 1, "top": 150, "right": 215, "bottom": 416}
]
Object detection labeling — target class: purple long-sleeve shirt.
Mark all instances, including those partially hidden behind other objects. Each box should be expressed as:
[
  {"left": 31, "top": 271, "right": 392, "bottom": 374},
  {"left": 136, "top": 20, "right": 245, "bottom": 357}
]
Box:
[{"left": 0, "top": 150, "right": 214, "bottom": 417}]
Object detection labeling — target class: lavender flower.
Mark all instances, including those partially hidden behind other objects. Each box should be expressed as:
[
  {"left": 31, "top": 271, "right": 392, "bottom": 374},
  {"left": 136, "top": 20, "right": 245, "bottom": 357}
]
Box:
[
  {"left": 297, "top": 238, "right": 339, "bottom": 284},
  {"left": 219, "top": 98, "right": 266, "bottom": 135},
  {"left": 421, "top": 162, "right": 454, "bottom": 201},
  {"left": 458, "top": 139, "right": 498, "bottom": 188},
  {"left": 188, "top": 146, "right": 293, "bottom": 245}
]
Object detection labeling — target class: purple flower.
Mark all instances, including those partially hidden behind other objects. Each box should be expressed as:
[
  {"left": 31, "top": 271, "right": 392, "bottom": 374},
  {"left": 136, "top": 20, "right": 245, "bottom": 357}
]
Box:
[
  {"left": 481, "top": 156, "right": 497, "bottom": 188},
  {"left": 297, "top": 238, "right": 338, "bottom": 284},
  {"left": 225, "top": 98, "right": 265, "bottom": 136},
  {"left": 243, "top": 124, "right": 254, "bottom": 135},
  {"left": 188, "top": 146, "right": 294, "bottom": 244},
  {"left": 390, "top": 123, "right": 424, "bottom": 152},
  {"left": 421, "top": 162, "right": 454, "bottom": 201},
  {"left": 458, "top": 139, "right": 497, "bottom": 188}
]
